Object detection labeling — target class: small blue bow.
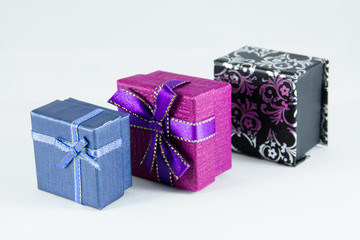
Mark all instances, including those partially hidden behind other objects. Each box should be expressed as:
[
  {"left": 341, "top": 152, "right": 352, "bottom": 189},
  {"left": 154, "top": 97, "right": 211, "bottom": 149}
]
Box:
[{"left": 56, "top": 137, "right": 100, "bottom": 170}]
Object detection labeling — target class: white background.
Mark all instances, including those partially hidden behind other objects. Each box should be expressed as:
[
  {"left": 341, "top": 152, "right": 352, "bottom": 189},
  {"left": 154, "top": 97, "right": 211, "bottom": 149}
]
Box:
[{"left": 0, "top": 0, "right": 359, "bottom": 239}]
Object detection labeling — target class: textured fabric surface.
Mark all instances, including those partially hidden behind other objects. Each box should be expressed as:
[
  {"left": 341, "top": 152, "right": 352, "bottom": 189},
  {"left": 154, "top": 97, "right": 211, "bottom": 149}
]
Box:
[
  {"left": 31, "top": 99, "right": 131, "bottom": 209},
  {"left": 115, "top": 71, "right": 232, "bottom": 191}
]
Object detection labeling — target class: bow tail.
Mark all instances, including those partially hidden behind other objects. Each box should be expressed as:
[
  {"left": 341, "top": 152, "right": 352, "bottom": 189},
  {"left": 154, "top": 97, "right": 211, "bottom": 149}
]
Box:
[
  {"left": 158, "top": 137, "right": 190, "bottom": 181},
  {"left": 156, "top": 150, "right": 173, "bottom": 185},
  {"left": 140, "top": 132, "right": 159, "bottom": 172}
]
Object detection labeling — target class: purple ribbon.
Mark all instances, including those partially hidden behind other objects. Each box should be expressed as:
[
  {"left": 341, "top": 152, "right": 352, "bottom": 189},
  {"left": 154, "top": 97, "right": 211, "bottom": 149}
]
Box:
[{"left": 108, "top": 79, "right": 216, "bottom": 185}]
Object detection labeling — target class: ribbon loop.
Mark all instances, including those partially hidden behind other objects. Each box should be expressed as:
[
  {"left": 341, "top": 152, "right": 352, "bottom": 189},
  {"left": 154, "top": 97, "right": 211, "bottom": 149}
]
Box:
[
  {"left": 153, "top": 84, "right": 177, "bottom": 122},
  {"left": 109, "top": 79, "right": 216, "bottom": 186},
  {"left": 57, "top": 137, "right": 88, "bottom": 169}
]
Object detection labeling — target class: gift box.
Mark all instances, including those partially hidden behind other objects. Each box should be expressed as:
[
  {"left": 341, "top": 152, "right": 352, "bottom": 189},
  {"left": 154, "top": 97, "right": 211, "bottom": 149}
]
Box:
[
  {"left": 108, "top": 71, "right": 232, "bottom": 191},
  {"left": 31, "top": 98, "right": 131, "bottom": 209},
  {"left": 214, "top": 46, "right": 329, "bottom": 166}
]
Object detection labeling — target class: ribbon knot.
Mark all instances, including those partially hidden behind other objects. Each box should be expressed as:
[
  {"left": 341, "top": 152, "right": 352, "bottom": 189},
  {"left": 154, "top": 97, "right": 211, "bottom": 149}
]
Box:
[
  {"left": 109, "top": 79, "right": 216, "bottom": 186},
  {"left": 149, "top": 121, "right": 164, "bottom": 134},
  {"left": 56, "top": 137, "right": 101, "bottom": 170}
]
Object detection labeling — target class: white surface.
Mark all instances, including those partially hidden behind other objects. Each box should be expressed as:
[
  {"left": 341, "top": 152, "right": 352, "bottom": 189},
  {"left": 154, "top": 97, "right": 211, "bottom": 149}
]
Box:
[{"left": 0, "top": 0, "right": 359, "bottom": 239}]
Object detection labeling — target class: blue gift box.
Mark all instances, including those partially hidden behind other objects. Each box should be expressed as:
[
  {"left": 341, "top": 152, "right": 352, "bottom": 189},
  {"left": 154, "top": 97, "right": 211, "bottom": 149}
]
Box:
[{"left": 31, "top": 98, "right": 131, "bottom": 209}]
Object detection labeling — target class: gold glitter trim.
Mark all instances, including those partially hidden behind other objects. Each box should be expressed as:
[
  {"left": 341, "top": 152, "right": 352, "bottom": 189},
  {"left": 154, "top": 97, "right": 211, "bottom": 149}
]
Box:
[
  {"left": 171, "top": 133, "right": 216, "bottom": 143},
  {"left": 153, "top": 79, "right": 185, "bottom": 115},
  {"left": 118, "top": 87, "right": 153, "bottom": 113},
  {"left": 166, "top": 115, "right": 170, "bottom": 137},
  {"left": 130, "top": 124, "right": 163, "bottom": 134},
  {"left": 153, "top": 82, "right": 167, "bottom": 114},
  {"left": 163, "top": 137, "right": 190, "bottom": 167},
  {"left": 160, "top": 94, "right": 176, "bottom": 122},
  {"left": 150, "top": 134, "right": 159, "bottom": 172},
  {"left": 156, "top": 162, "right": 160, "bottom": 182},
  {"left": 169, "top": 171, "right": 173, "bottom": 186},
  {"left": 170, "top": 81, "right": 188, "bottom": 89},
  {"left": 159, "top": 141, "right": 179, "bottom": 180},
  {"left": 140, "top": 138, "right": 152, "bottom": 165}
]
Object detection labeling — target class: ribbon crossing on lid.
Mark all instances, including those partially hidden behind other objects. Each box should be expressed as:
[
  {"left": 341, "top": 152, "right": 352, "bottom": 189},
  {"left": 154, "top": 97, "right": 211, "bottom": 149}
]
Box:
[
  {"left": 31, "top": 108, "right": 123, "bottom": 204},
  {"left": 108, "top": 79, "right": 216, "bottom": 185}
]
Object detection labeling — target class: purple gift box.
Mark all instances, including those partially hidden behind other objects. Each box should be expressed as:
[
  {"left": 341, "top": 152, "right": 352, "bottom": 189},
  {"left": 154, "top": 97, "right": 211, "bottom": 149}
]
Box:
[{"left": 109, "top": 71, "right": 232, "bottom": 191}]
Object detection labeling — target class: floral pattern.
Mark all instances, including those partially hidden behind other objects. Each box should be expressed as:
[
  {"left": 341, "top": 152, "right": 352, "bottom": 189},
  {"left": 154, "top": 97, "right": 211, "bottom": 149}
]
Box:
[
  {"left": 215, "top": 66, "right": 257, "bottom": 96},
  {"left": 259, "top": 128, "right": 297, "bottom": 165},
  {"left": 214, "top": 46, "right": 329, "bottom": 166},
  {"left": 318, "top": 58, "right": 329, "bottom": 145},
  {"left": 232, "top": 99, "right": 261, "bottom": 135},
  {"left": 259, "top": 71, "right": 297, "bottom": 127},
  {"left": 258, "top": 53, "right": 315, "bottom": 71},
  {"left": 231, "top": 99, "right": 262, "bottom": 148},
  {"left": 320, "top": 103, "right": 328, "bottom": 145}
]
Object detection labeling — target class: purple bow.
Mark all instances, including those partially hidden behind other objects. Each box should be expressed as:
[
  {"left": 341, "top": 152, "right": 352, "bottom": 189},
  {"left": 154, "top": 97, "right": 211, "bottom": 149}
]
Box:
[{"left": 108, "top": 79, "right": 216, "bottom": 185}]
